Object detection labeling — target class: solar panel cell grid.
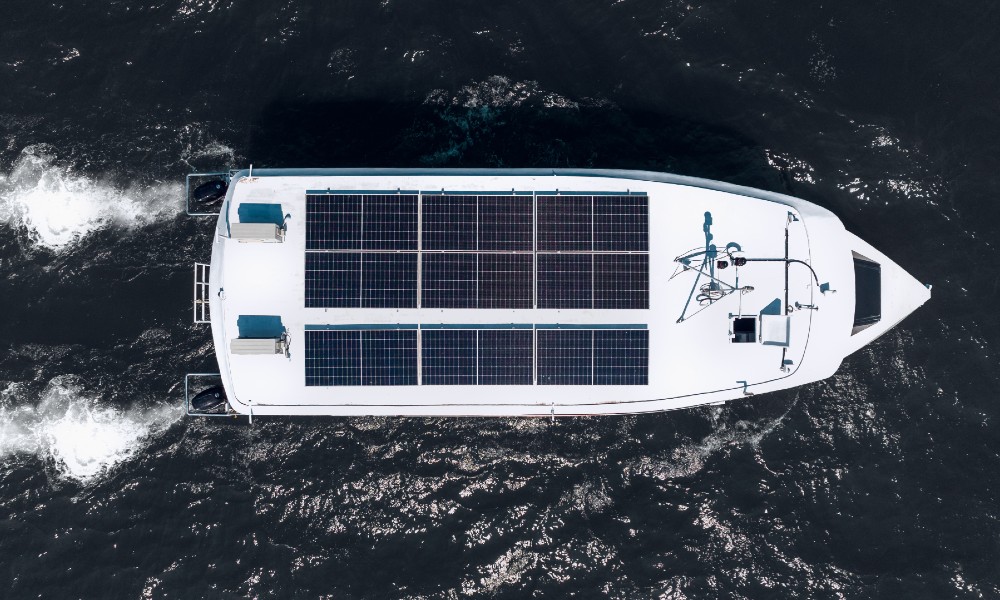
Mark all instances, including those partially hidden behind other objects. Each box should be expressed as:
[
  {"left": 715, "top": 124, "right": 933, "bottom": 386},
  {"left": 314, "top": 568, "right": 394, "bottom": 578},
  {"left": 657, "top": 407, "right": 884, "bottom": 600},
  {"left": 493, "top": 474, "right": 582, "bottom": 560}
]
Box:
[
  {"left": 361, "top": 194, "right": 418, "bottom": 250},
  {"left": 537, "top": 253, "right": 592, "bottom": 309},
  {"left": 593, "top": 195, "right": 649, "bottom": 251},
  {"left": 478, "top": 195, "right": 533, "bottom": 251},
  {"left": 538, "top": 329, "right": 593, "bottom": 385},
  {"left": 537, "top": 195, "right": 592, "bottom": 251},
  {"left": 305, "top": 252, "right": 361, "bottom": 308},
  {"left": 421, "top": 253, "right": 477, "bottom": 308},
  {"left": 306, "top": 194, "right": 361, "bottom": 250},
  {"left": 362, "top": 253, "right": 417, "bottom": 308},
  {"left": 303, "top": 327, "right": 646, "bottom": 387},
  {"left": 478, "top": 329, "right": 533, "bottom": 385},
  {"left": 478, "top": 253, "right": 533, "bottom": 309},
  {"left": 305, "top": 330, "right": 362, "bottom": 386},
  {"left": 421, "top": 330, "right": 477, "bottom": 385},
  {"left": 305, "top": 191, "right": 648, "bottom": 310},
  {"left": 361, "top": 330, "right": 418, "bottom": 385},
  {"left": 593, "top": 329, "right": 649, "bottom": 385},
  {"left": 594, "top": 254, "right": 649, "bottom": 309},
  {"left": 421, "top": 195, "right": 477, "bottom": 251}
]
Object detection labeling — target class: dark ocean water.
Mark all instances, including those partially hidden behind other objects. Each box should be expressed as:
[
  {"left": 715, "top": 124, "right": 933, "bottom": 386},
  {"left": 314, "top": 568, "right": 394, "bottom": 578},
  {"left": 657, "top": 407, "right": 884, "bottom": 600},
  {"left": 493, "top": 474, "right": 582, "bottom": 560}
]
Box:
[{"left": 1, "top": 1, "right": 998, "bottom": 598}]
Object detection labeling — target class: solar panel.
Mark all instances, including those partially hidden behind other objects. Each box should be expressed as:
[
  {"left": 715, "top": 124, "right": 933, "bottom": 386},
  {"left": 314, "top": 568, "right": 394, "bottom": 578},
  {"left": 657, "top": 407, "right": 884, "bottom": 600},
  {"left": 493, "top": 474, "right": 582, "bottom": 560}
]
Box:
[
  {"left": 478, "top": 329, "right": 533, "bottom": 385},
  {"left": 478, "top": 253, "right": 533, "bottom": 308},
  {"left": 306, "top": 190, "right": 648, "bottom": 311},
  {"left": 305, "top": 325, "right": 645, "bottom": 387},
  {"left": 305, "top": 330, "right": 362, "bottom": 386},
  {"left": 362, "top": 194, "right": 418, "bottom": 250},
  {"left": 593, "top": 195, "right": 648, "bottom": 251},
  {"left": 306, "top": 194, "right": 361, "bottom": 250},
  {"left": 421, "top": 195, "right": 477, "bottom": 251},
  {"left": 362, "top": 253, "right": 417, "bottom": 308},
  {"left": 537, "top": 329, "right": 593, "bottom": 385},
  {"left": 537, "top": 253, "right": 592, "bottom": 309},
  {"left": 305, "top": 252, "right": 361, "bottom": 308},
  {"left": 479, "top": 195, "right": 533, "bottom": 251},
  {"left": 537, "top": 195, "right": 592, "bottom": 251},
  {"left": 361, "top": 329, "right": 417, "bottom": 385},
  {"left": 594, "top": 254, "right": 649, "bottom": 309},
  {"left": 421, "top": 329, "right": 477, "bottom": 385},
  {"left": 421, "top": 253, "right": 477, "bottom": 308},
  {"left": 594, "top": 329, "right": 648, "bottom": 385}
]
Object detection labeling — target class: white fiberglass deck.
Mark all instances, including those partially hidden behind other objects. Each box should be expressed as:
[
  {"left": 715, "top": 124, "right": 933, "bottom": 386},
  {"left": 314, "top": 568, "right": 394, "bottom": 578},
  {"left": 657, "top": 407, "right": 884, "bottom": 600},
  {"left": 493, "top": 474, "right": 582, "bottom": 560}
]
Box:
[{"left": 206, "top": 169, "right": 930, "bottom": 416}]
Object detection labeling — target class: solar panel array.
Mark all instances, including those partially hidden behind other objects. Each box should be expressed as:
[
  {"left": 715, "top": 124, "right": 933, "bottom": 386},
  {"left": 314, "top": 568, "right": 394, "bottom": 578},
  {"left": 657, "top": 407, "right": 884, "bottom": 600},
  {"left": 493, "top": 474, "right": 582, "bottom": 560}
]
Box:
[
  {"left": 305, "top": 193, "right": 418, "bottom": 308},
  {"left": 305, "top": 192, "right": 648, "bottom": 309},
  {"left": 305, "top": 328, "right": 417, "bottom": 386},
  {"left": 538, "top": 328, "right": 649, "bottom": 385},
  {"left": 305, "top": 326, "right": 648, "bottom": 387}
]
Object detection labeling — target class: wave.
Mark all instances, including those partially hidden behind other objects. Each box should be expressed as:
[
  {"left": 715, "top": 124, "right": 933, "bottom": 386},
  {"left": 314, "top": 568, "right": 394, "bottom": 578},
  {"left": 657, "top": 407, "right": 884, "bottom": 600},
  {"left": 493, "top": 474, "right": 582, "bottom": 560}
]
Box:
[
  {"left": 0, "top": 376, "right": 180, "bottom": 483},
  {"left": 0, "top": 145, "right": 181, "bottom": 250},
  {"left": 627, "top": 402, "right": 796, "bottom": 480}
]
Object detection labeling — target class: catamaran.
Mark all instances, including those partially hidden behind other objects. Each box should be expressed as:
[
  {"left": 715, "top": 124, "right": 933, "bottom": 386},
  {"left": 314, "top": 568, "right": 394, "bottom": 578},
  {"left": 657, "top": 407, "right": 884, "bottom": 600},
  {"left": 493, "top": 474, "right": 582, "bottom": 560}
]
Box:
[{"left": 183, "top": 168, "right": 930, "bottom": 418}]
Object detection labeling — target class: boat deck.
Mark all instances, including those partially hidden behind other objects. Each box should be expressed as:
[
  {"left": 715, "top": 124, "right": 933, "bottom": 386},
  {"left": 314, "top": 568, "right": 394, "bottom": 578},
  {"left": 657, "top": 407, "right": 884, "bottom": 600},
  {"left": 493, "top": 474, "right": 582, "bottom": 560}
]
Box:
[{"left": 207, "top": 171, "right": 866, "bottom": 416}]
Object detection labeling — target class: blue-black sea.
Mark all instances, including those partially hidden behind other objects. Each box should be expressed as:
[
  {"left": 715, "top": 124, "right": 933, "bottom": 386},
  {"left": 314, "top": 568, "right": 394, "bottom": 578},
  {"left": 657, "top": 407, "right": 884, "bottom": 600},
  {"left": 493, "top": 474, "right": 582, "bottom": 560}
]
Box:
[{"left": 1, "top": 1, "right": 997, "bottom": 598}]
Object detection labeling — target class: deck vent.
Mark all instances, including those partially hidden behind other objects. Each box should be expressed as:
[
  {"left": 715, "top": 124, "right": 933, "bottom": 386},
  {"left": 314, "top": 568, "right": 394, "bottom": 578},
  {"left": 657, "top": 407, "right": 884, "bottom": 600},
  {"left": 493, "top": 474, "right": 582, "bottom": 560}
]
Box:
[
  {"left": 231, "top": 337, "right": 286, "bottom": 355},
  {"left": 230, "top": 222, "right": 284, "bottom": 242}
]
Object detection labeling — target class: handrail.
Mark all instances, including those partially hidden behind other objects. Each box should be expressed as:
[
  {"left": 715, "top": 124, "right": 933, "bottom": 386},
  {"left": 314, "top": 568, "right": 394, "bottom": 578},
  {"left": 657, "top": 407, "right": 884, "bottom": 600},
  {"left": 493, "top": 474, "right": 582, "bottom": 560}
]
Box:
[{"left": 193, "top": 263, "right": 211, "bottom": 323}]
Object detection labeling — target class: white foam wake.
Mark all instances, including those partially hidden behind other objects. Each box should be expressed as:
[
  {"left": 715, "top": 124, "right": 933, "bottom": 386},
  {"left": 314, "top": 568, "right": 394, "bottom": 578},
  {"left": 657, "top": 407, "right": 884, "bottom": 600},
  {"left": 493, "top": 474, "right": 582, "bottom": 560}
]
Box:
[
  {"left": 0, "top": 145, "right": 181, "bottom": 249},
  {"left": 0, "top": 377, "right": 180, "bottom": 483}
]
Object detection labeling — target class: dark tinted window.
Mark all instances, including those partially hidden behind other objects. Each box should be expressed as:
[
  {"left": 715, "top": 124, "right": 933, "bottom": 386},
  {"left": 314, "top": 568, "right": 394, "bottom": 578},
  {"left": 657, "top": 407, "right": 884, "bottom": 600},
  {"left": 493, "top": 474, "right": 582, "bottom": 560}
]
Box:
[{"left": 853, "top": 257, "right": 881, "bottom": 331}]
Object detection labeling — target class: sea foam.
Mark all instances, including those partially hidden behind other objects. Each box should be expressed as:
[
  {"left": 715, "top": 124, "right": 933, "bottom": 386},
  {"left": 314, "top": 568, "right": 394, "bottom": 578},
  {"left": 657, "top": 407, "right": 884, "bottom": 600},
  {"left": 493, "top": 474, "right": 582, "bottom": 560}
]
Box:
[
  {"left": 0, "top": 377, "right": 179, "bottom": 483},
  {"left": 0, "top": 145, "right": 180, "bottom": 250}
]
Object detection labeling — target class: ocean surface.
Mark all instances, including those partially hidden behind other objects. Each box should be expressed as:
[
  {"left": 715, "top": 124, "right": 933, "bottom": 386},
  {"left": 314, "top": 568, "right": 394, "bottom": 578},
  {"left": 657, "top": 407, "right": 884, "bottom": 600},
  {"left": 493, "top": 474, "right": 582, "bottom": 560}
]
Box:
[{"left": 1, "top": 1, "right": 998, "bottom": 598}]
